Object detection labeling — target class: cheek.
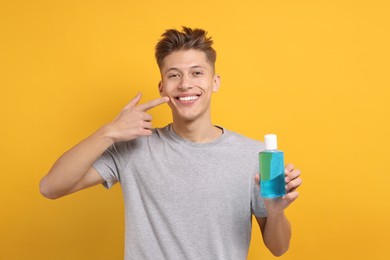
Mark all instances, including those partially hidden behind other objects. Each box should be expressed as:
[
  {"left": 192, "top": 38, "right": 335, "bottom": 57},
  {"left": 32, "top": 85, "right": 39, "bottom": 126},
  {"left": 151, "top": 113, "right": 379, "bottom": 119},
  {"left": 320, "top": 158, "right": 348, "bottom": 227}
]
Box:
[
  {"left": 193, "top": 77, "right": 207, "bottom": 86},
  {"left": 197, "top": 79, "right": 214, "bottom": 93},
  {"left": 160, "top": 82, "right": 171, "bottom": 95},
  {"left": 162, "top": 79, "right": 179, "bottom": 89}
]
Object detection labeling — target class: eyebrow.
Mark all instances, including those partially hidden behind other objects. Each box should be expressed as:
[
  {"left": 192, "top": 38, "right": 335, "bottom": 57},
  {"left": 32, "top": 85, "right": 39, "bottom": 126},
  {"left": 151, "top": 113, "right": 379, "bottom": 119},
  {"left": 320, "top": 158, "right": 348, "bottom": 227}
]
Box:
[{"left": 164, "top": 65, "right": 206, "bottom": 73}]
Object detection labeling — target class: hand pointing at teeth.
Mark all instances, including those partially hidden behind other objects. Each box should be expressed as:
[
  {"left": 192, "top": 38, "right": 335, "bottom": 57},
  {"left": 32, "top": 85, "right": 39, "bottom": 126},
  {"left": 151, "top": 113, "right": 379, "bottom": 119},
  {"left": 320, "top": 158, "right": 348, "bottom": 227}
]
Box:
[{"left": 103, "top": 92, "right": 169, "bottom": 143}]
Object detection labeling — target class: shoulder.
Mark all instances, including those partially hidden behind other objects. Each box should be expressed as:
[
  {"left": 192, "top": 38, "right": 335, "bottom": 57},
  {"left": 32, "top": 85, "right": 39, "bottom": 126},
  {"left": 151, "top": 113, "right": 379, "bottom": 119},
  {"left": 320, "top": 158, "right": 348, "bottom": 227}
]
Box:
[
  {"left": 222, "top": 128, "right": 265, "bottom": 152},
  {"left": 132, "top": 125, "right": 172, "bottom": 147}
]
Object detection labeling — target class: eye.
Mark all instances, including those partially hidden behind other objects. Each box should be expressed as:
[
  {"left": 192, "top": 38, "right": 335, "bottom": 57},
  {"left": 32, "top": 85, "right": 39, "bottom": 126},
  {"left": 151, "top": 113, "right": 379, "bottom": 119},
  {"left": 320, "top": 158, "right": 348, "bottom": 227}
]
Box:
[
  {"left": 168, "top": 74, "right": 180, "bottom": 78},
  {"left": 193, "top": 71, "right": 204, "bottom": 76}
]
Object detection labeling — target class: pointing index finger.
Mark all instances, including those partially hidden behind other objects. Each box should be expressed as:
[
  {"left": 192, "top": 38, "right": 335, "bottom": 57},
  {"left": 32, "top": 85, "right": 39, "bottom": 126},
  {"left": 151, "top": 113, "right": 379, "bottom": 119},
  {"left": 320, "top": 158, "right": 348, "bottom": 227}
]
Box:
[{"left": 136, "top": 96, "right": 170, "bottom": 111}]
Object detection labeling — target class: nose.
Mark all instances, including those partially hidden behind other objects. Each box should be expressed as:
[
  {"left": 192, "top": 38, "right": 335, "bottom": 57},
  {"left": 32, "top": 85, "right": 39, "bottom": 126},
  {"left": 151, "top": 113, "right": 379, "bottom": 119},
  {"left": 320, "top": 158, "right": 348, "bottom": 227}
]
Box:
[{"left": 178, "top": 74, "right": 193, "bottom": 90}]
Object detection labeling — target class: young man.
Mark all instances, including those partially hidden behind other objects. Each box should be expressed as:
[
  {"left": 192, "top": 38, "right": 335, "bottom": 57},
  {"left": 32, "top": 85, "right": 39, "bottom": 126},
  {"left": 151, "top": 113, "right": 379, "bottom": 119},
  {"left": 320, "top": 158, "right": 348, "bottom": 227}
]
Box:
[{"left": 40, "top": 27, "right": 302, "bottom": 259}]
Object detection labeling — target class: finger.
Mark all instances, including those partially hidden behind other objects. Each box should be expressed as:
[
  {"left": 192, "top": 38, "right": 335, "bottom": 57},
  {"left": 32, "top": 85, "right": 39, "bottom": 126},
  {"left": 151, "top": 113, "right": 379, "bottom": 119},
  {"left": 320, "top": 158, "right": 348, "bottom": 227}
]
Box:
[
  {"left": 136, "top": 96, "right": 170, "bottom": 112},
  {"left": 142, "top": 121, "right": 153, "bottom": 130},
  {"left": 141, "top": 112, "right": 153, "bottom": 122},
  {"left": 286, "top": 177, "right": 303, "bottom": 191},
  {"left": 138, "top": 128, "right": 153, "bottom": 136},
  {"left": 283, "top": 190, "right": 299, "bottom": 202},
  {"left": 284, "top": 163, "right": 295, "bottom": 174},
  {"left": 123, "top": 92, "right": 142, "bottom": 110},
  {"left": 254, "top": 174, "right": 260, "bottom": 183},
  {"left": 285, "top": 169, "right": 301, "bottom": 182}
]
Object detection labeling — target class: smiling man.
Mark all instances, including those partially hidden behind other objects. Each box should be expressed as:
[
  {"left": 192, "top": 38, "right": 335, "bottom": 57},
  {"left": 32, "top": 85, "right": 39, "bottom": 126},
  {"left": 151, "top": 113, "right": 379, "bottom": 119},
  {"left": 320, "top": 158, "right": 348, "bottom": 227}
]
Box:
[
  {"left": 158, "top": 48, "right": 222, "bottom": 142},
  {"left": 40, "top": 27, "right": 302, "bottom": 259}
]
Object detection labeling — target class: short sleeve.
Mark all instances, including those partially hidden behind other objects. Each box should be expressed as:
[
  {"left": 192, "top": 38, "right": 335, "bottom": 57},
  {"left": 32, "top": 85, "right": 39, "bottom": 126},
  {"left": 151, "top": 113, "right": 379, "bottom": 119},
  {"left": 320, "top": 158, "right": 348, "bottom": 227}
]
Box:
[
  {"left": 251, "top": 174, "right": 267, "bottom": 217},
  {"left": 92, "top": 142, "right": 128, "bottom": 189}
]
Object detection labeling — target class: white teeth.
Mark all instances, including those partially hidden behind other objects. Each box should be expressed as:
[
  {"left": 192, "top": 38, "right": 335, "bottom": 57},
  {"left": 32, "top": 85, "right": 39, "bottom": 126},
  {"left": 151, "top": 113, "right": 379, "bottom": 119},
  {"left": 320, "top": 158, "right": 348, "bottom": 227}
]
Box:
[{"left": 178, "top": 96, "right": 199, "bottom": 101}]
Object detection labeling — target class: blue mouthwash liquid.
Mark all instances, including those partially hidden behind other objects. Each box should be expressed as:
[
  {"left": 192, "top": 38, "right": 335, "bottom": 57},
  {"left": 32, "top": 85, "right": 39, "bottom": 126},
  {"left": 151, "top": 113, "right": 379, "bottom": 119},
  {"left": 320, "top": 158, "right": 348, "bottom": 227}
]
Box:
[{"left": 259, "top": 135, "right": 286, "bottom": 198}]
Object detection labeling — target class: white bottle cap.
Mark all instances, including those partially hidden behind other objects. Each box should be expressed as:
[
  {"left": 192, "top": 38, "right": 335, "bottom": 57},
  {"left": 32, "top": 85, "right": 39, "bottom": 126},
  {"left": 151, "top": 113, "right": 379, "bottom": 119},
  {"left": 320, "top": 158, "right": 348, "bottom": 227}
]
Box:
[{"left": 264, "top": 134, "right": 278, "bottom": 150}]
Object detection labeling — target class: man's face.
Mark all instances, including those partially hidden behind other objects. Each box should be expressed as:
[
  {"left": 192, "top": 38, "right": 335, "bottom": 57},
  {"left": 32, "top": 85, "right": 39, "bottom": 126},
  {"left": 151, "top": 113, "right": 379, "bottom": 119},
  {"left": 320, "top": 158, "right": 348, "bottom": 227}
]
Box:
[{"left": 158, "top": 49, "right": 220, "bottom": 123}]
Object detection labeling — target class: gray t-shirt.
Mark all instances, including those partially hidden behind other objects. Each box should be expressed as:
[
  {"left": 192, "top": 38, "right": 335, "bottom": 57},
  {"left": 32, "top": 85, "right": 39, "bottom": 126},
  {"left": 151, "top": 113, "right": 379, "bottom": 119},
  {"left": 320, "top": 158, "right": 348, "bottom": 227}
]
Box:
[{"left": 93, "top": 124, "right": 267, "bottom": 260}]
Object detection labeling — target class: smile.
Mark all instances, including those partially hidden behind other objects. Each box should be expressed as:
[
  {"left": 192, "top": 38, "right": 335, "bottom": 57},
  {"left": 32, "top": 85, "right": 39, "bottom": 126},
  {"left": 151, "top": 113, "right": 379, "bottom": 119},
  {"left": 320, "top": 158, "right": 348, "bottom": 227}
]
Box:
[{"left": 177, "top": 95, "right": 199, "bottom": 101}]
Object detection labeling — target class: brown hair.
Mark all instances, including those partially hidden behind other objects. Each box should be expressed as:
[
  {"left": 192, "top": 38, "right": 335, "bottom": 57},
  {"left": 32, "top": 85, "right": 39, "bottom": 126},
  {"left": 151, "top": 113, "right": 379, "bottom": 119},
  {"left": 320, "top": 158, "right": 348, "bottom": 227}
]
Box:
[{"left": 155, "top": 26, "right": 217, "bottom": 70}]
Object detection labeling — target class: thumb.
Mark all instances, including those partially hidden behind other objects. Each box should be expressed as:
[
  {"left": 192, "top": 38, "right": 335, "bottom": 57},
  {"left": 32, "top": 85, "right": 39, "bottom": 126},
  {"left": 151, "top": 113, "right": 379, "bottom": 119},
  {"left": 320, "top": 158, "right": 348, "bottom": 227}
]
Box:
[{"left": 123, "top": 92, "right": 142, "bottom": 110}]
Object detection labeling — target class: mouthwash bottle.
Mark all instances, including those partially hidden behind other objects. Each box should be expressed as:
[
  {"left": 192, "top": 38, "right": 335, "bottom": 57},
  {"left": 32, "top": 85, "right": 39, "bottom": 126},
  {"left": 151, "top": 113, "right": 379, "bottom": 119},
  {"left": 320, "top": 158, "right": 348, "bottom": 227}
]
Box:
[{"left": 259, "top": 134, "right": 286, "bottom": 198}]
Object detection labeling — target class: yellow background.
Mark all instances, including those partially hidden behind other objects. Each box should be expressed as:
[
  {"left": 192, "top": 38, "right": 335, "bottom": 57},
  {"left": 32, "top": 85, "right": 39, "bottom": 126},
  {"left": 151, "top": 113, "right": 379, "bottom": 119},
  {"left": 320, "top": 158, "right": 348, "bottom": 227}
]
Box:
[{"left": 1, "top": 0, "right": 389, "bottom": 259}]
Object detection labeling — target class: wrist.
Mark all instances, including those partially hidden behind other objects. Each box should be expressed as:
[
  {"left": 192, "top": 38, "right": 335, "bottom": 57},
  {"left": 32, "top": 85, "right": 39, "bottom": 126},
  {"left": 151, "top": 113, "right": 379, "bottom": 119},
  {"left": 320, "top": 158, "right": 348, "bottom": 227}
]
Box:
[
  {"left": 266, "top": 209, "right": 285, "bottom": 219},
  {"left": 95, "top": 124, "right": 116, "bottom": 146},
  {"left": 264, "top": 200, "right": 286, "bottom": 218}
]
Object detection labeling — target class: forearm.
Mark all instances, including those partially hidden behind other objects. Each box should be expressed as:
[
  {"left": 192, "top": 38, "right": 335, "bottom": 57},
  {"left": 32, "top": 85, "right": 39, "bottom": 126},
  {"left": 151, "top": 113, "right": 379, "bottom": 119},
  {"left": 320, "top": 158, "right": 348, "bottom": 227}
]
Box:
[
  {"left": 40, "top": 126, "right": 113, "bottom": 198},
  {"left": 40, "top": 94, "right": 169, "bottom": 199},
  {"left": 262, "top": 211, "right": 291, "bottom": 256},
  {"left": 255, "top": 164, "right": 301, "bottom": 256}
]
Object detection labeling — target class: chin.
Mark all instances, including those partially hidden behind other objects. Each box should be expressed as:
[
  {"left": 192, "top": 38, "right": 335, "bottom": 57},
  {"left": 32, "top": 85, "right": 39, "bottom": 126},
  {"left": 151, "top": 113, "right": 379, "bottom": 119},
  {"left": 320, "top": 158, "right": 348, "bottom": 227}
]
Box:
[
  {"left": 172, "top": 111, "right": 201, "bottom": 123},
  {"left": 176, "top": 115, "right": 198, "bottom": 123},
  {"left": 171, "top": 105, "right": 210, "bottom": 123}
]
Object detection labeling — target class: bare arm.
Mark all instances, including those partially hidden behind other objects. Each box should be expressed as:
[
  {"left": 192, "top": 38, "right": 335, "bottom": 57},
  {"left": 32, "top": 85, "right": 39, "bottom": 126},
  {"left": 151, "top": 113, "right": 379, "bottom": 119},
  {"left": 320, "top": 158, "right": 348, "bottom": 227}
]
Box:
[
  {"left": 39, "top": 128, "right": 113, "bottom": 199},
  {"left": 256, "top": 213, "right": 291, "bottom": 256},
  {"left": 39, "top": 93, "right": 169, "bottom": 199},
  {"left": 255, "top": 164, "right": 302, "bottom": 256}
]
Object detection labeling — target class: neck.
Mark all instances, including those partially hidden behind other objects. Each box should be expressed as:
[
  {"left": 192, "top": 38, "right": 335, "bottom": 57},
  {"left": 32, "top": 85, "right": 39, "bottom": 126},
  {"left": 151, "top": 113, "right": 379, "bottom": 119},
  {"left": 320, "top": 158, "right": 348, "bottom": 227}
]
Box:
[{"left": 172, "top": 118, "right": 222, "bottom": 143}]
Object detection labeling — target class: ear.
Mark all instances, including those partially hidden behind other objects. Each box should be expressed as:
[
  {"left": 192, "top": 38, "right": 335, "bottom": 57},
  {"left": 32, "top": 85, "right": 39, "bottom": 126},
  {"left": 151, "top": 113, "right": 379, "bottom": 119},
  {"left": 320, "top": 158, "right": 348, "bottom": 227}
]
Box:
[
  {"left": 158, "top": 81, "right": 163, "bottom": 96},
  {"left": 212, "top": 74, "right": 221, "bottom": 92}
]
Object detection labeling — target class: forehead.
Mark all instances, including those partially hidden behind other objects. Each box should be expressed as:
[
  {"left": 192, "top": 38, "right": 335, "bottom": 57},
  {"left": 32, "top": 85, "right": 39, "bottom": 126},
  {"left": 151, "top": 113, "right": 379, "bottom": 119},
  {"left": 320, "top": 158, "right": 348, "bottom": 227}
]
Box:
[{"left": 161, "top": 49, "right": 212, "bottom": 73}]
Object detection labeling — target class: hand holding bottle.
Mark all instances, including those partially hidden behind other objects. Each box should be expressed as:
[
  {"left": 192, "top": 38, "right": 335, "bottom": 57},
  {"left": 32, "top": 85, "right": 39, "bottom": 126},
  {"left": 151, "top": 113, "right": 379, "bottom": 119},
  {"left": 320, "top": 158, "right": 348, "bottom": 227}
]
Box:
[{"left": 255, "top": 163, "right": 302, "bottom": 213}]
